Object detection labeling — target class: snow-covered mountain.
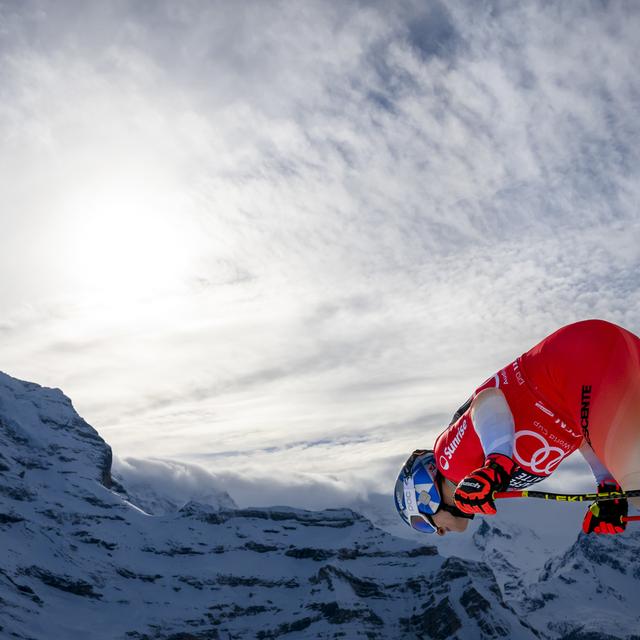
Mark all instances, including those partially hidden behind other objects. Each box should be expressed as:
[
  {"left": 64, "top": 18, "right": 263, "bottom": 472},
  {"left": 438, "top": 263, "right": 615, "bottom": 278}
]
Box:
[
  {"left": 359, "top": 476, "right": 640, "bottom": 639},
  {"left": 0, "top": 370, "right": 638, "bottom": 640}
]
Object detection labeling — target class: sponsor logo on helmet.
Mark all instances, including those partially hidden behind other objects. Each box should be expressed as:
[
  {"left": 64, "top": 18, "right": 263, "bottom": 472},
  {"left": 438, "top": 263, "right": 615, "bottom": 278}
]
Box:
[
  {"left": 418, "top": 491, "right": 433, "bottom": 508},
  {"left": 404, "top": 487, "right": 417, "bottom": 512},
  {"left": 439, "top": 455, "right": 449, "bottom": 470}
]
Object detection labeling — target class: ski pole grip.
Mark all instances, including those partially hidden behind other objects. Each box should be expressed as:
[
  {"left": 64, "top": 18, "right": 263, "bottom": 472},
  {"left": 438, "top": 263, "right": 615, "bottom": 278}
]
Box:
[
  {"left": 494, "top": 491, "right": 525, "bottom": 499},
  {"left": 622, "top": 516, "right": 640, "bottom": 522}
]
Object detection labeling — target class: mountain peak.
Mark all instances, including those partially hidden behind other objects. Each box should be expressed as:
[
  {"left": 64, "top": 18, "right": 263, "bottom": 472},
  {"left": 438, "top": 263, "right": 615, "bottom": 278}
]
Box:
[{"left": 0, "top": 370, "right": 113, "bottom": 488}]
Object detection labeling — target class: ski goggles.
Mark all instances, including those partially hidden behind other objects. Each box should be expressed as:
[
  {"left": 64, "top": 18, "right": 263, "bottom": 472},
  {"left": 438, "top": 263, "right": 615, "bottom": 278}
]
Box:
[
  {"left": 409, "top": 512, "right": 438, "bottom": 534},
  {"left": 403, "top": 476, "right": 439, "bottom": 534},
  {"left": 404, "top": 484, "right": 474, "bottom": 534},
  {"left": 400, "top": 449, "right": 474, "bottom": 534},
  {"left": 403, "top": 476, "right": 474, "bottom": 535}
]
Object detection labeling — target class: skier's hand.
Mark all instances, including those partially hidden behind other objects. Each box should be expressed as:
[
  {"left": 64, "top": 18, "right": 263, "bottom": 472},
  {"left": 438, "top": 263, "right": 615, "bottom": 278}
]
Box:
[
  {"left": 454, "top": 453, "right": 516, "bottom": 515},
  {"left": 582, "top": 480, "right": 627, "bottom": 535}
]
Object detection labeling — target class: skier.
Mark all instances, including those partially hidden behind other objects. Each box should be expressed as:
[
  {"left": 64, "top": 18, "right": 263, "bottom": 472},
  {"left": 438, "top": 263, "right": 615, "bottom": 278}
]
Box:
[{"left": 395, "top": 319, "right": 640, "bottom": 536}]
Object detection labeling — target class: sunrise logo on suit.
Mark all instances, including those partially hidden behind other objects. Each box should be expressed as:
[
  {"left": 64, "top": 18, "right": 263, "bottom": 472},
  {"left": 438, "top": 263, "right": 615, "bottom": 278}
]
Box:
[{"left": 439, "top": 419, "right": 469, "bottom": 471}]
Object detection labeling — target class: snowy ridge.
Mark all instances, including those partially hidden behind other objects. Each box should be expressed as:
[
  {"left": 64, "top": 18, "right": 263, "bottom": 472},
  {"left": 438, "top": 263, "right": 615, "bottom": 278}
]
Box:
[{"left": 0, "top": 370, "right": 639, "bottom": 639}]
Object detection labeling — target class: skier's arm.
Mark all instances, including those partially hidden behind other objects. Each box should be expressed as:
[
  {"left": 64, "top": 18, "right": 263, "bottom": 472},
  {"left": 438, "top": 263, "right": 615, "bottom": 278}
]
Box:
[
  {"left": 579, "top": 440, "right": 627, "bottom": 535},
  {"left": 470, "top": 388, "right": 515, "bottom": 458},
  {"left": 579, "top": 440, "right": 614, "bottom": 484},
  {"left": 453, "top": 388, "right": 516, "bottom": 515}
]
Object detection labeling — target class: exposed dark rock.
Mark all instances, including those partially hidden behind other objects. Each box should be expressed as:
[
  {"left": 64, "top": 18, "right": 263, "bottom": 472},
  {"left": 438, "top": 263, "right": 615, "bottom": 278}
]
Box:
[
  {"left": 243, "top": 541, "right": 280, "bottom": 553},
  {"left": 12, "top": 456, "right": 51, "bottom": 470},
  {"left": 285, "top": 547, "right": 335, "bottom": 561},
  {"left": 116, "top": 568, "right": 163, "bottom": 583},
  {"left": 227, "top": 508, "right": 358, "bottom": 528},
  {"left": 177, "top": 576, "right": 217, "bottom": 590},
  {"left": 205, "top": 603, "right": 279, "bottom": 622},
  {"left": 405, "top": 545, "right": 439, "bottom": 557},
  {"left": 0, "top": 417, "right": 29, "bottom": 445},
  {"left": 308, "top": 601, "right": 384, "bottom": 626},
  {"left": 216, "top": 574, "right": 299, "bottom": 589},
  {"left": 142, "top": 546, "right": 205, "bottom": 556},
  {"left": 257, "top": 615, "right": 320, "bottom": 638},
  {"left": 0, "top": 568, "right": 44, "bottom": 605},
  {"left": 82, "top": 495, "right": 116, "bottom": 509},
  {"left": 126, "top": 631, "right": 220, "bottom": 640},
  {"left": 0, "top": 512, "right": 24, "bottom": 524},
  {"left": 401, "top": 596, "right": 462, "bottom": 640},
  {"left": 461, "top": 587, "right": 509, "bottom": 637},
  {"left": 540, "top": 535, "right": 628, "bottom": 581},
  {"left": 73, "top": 530, "right": 118, "bottom": 550},
  {"left": 22, "top": 566, "right": 102, "bottom": 599},
  {"left": 311, "top": 565, "right": 385, "bottom": 599},
  {"left": 0, "top": 485, "right": 36, "bottom": 501},
  {"left": 559, "top": 631, "right": 638, "bottom": 640}
]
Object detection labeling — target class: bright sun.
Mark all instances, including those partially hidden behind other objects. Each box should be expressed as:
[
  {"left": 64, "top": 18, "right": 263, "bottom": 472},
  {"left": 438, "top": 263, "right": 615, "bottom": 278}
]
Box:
[{"left": 62, "top": 173, "right": 198, "bottom": 302}]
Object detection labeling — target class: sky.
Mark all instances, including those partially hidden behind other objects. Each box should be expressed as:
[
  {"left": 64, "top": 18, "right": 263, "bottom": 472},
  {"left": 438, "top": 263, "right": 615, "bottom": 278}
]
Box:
[{"left": 1, "top": 0, "right": 640, "bottom": 511}]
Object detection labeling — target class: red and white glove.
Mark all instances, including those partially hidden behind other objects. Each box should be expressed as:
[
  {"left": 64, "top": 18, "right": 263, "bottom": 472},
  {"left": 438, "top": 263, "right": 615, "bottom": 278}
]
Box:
[
  {"left": 582, "top": 480, "right": 628, "bottom": 535},
  {"left": 454, "top": 453, "right": 516, "bottom": 515}
]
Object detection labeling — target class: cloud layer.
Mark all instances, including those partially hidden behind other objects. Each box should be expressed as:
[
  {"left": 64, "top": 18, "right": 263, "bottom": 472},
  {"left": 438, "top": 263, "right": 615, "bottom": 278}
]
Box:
[{"left": 1, "top": 1, "right": 639, "bottom": 508}]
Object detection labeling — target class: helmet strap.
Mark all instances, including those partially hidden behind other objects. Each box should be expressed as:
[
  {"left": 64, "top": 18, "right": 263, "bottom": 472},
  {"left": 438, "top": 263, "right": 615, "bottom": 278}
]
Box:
[{"left": 435, "top": 474, "right": 475, "bottom": 520}]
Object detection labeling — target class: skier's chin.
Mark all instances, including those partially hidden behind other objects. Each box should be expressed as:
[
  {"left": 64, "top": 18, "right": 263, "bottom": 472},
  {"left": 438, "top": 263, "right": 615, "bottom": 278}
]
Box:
[{"left": 433, "top": 510, "right": 470, "bottom": 536}]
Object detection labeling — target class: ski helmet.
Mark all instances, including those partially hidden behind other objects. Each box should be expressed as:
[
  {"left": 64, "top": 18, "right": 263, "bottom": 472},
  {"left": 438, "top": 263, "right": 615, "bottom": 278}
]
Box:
[{"left": 394, "top": 449, "right": 442, "bottom": 534}]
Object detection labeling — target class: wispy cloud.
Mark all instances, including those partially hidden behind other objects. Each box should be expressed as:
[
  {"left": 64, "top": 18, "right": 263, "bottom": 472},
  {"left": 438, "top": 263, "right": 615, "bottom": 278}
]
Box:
[{"left": 1, "top": 1, "right": 639, "bottom": 508}]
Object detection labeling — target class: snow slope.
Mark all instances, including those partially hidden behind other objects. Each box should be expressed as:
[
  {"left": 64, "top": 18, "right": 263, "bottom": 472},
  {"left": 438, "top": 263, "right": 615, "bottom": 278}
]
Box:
[{"left": 0, "top": 370, "right": 639, "bottom": 639}]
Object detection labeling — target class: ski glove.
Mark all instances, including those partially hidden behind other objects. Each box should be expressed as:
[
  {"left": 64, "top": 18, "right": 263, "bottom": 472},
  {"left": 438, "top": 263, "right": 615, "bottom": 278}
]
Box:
[
  {"left": 454, "top": 453, "right": 516, "bottom": 515},
  {"left": 582, "top": 480, "right": 627, "bottom": 535}
]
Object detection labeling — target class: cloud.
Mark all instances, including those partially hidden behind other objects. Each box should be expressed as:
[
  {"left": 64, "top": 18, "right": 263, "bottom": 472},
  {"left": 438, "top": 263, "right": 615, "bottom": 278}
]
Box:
[
  {"left": 113, "top": 444, "right": 597, "bottom": 516},
  {"left": 405, "top": 1, "right": 464, "bottom": 62},
  {"left": 112, "top": 455, "right": 237, "bottom": 513},
  {"left": 1, "top": 1, "right": 639, "bottom": 511},
  {"left": 113, "top": 453, "right": 366, "bottom": 512}
]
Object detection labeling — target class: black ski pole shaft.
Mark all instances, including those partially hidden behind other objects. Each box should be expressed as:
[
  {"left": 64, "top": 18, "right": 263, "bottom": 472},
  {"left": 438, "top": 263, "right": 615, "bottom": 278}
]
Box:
[{"left": 494, "top": 489, "right": 640, "bottom": 503}]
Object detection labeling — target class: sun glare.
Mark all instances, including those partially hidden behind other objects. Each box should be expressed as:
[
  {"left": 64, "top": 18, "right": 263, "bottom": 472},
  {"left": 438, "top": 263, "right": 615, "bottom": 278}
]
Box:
[{"left": 62, "top": 175, "right": 198, "bottom": 303}]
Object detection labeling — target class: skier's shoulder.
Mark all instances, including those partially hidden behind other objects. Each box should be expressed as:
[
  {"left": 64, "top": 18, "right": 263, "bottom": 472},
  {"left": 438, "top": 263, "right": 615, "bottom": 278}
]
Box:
[
  {"left": 447, "top": 373, "right": 505, "bottom": 426},
  {"left": 471, "top": 387, "right": 511, "bottom": 422},
  {"left": 448, "top": 395, "right": 473, "bottom": 426}
]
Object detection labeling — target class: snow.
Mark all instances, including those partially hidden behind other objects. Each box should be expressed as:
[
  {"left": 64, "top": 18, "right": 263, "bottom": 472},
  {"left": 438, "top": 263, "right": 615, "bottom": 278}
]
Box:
[{"left": 1, "top": 369, "right": 639, "bottom": 639}]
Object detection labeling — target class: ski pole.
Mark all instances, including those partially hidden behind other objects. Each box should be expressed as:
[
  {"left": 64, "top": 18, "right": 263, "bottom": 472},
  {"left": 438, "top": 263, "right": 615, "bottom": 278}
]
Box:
[
  {"left": 494, "top": 489, "right": 640, "bottom": 523},
  {"left": 494, "top": 489, "right": 640, "bottom": 502}
]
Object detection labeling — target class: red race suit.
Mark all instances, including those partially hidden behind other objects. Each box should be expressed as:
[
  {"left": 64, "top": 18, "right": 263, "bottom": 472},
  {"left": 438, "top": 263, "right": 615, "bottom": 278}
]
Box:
[{"left": 434, "top": 319, "right": 640, "bottom": 492}]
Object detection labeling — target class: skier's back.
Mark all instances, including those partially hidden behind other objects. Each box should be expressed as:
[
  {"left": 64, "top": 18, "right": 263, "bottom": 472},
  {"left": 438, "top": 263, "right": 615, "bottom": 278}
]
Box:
[{"left": 395, "top": 319, "right": 640, "bottom": 536}]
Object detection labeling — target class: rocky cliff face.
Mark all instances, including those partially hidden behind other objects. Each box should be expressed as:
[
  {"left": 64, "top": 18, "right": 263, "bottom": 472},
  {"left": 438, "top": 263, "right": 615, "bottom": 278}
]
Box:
[
  {"left": 0, "top": 370, "right": 638, "bottom": 640},
  {"left": 524, "top": 529, "right": 640, "bottom": 639}
]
